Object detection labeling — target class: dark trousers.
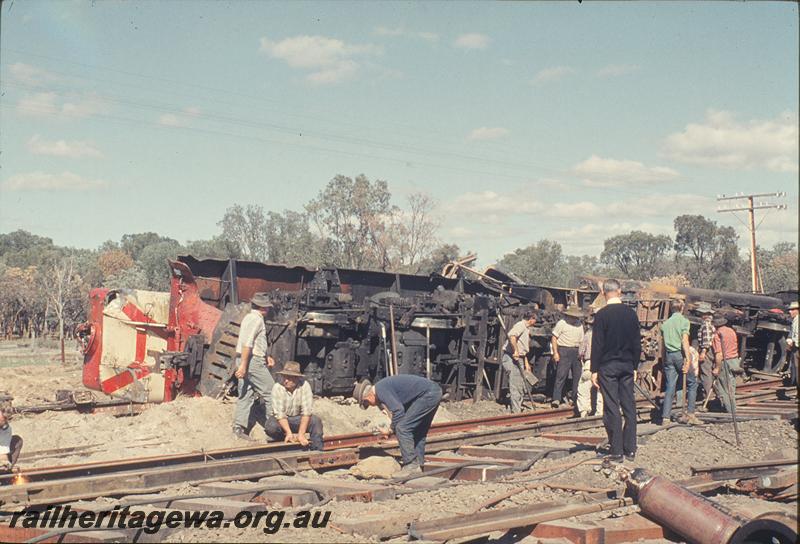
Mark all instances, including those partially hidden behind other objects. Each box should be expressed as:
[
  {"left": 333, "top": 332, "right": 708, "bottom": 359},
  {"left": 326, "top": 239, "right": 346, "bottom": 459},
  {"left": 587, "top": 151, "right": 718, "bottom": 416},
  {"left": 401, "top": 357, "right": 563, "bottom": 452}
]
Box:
[
  {"left": 552, "top": 347, "right": 580, "bottom": 405},
  {"left": 598, "top": 361, "right": 637, "bottom": 456},
  {"left": 264, "top": 414, "right": 324, "bottom": 451},
  {"left": 395, "top": 385, "right": 442, "bottom": 467},
  {"left": 699, "top": 350, "right": 715, "bottom": 401},
  {"left": 5, "top": 435, "right": 23, "bottom": 467}
]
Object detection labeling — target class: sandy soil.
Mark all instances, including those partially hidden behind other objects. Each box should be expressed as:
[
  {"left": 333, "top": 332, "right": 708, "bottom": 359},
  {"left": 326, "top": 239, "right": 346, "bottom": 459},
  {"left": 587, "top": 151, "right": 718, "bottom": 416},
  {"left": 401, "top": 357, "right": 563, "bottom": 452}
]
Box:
[
  {"left": 0, "top": 340, "right": 85, "bottom": 406},
  {"left": 3, "top": 356, "right": 797, "bottom": 544},
  {"left": 3, "top": 359, "right": 507, "bottom": 467}
]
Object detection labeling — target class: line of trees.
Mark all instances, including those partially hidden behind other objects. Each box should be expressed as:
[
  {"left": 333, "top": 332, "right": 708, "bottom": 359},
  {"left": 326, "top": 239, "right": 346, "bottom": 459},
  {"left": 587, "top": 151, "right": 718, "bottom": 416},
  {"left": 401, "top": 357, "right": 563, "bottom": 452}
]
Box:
[
  {"left": 0, "top": 175, "right": 458, "bottom": 343},
  {"left": 1, "top": 174, "right": 797, "bottom": 348},
  {"left": 497, "top": 214, "right": 798, "bottom": 293}
]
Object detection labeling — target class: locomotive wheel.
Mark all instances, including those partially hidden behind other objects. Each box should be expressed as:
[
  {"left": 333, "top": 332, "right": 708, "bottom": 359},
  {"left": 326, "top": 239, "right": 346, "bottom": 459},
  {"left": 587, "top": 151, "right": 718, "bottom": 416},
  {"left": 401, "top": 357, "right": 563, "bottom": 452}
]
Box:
[{"left": 197, "top": 303, "right": 250, "bottom": 398}]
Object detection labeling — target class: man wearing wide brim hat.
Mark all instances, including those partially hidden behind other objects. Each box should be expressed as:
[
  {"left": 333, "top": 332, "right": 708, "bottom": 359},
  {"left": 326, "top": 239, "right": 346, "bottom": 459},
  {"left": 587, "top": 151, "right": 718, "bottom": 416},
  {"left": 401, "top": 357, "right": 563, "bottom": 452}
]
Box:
[
  {"left": 550, "top": 307, "right": 586, "bottom": 412},
  {"left": 787, "top": 302, "right": 799, "bottom": 385},
  {"left": 232, "top": 293, "right": 276, "bottom": 441},
  {"left": 694, "top": 303, "right": 716, "bottom": 404},
  {"left": 263, "top": 361, "right": 324, "bottom": 450},
  {"left": 353, "top": 375, "right": 442, "bottom": 477},
  {"left": 577, "top": 311, "right": 603, "bottom": 418},
  {"left": 562, "top": 307, "right": 586, "bottom": 319}
]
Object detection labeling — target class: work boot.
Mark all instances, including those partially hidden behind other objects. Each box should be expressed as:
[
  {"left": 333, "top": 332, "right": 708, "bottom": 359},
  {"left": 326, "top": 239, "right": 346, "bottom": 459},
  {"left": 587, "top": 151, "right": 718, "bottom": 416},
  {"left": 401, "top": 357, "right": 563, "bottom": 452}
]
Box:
[
  {"left": 232, "top": 427, "right": 254, "bottom": 441},
  {"left": 550, "top": 400, "right": 560, "bottom": 408},
  {"left": 676, "top": 413, "right": 690, "bottom": 425},
  {"left": 601, "top": 455, "right": 624, "bottom": 469},
  {"left": 394, "top": 462, "right": 422, "bottom": 479},
  {"left": 686, "top": 413, "right": 704, "bottom": 426},
  {"left": 624, "top": 452, "right": 636, "bottom": 463},
  {"left": 595, "top": 443, "right": 611, "bottom": 457}
]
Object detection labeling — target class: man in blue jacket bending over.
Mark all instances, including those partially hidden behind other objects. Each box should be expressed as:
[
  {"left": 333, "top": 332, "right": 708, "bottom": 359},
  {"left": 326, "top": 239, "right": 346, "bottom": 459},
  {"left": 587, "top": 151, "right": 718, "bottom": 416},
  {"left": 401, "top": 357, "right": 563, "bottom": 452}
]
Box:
[{"left": 354, "top": 375, "right": 442, "bottom": 477}]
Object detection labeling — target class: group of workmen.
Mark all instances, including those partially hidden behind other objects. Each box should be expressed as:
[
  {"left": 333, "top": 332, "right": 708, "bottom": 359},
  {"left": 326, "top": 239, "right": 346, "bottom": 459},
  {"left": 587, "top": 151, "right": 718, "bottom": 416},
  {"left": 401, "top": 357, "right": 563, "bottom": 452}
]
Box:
[
  {"left": 502, "top": 280, "right": 799, "bottom": 464},
  {"left": 2, "top": 288, "right": 796, "bottom": 476},
  {"left": 230, "top": 293, "right": 442, "bottom": 478},
  {"left": 227, "top": 284, "right": 800, "bottom": 472}
]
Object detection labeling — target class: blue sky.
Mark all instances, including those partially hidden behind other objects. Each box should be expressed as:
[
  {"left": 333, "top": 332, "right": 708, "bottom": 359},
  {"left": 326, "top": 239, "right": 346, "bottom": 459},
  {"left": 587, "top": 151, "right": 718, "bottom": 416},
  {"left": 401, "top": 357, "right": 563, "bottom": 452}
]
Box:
[{"left": 1, "top": 1, "right": 797, "bottom": 264}]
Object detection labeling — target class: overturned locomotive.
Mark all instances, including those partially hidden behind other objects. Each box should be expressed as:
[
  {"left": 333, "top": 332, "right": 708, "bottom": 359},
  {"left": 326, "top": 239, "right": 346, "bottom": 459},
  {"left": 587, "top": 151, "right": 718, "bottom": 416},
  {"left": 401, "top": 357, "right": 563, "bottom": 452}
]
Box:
[{"left": 77, "top": 256, "right": 793, "bottom": 405}]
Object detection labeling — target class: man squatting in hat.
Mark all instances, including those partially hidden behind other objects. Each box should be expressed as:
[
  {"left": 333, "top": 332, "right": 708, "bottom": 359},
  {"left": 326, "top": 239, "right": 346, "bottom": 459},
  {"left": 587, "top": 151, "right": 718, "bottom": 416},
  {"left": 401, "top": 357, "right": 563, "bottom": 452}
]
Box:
[
  {"left": 232, "top": 293, "right": 276, "bottom": 441},
  {"left": 0, "top": 408, "right": 23, "bottom": 472},
  {"left": 355, "top": 375, "right": 442, "bottom": 476},
  {"left": 551, "top": 307, "right": 585, "bottom": 411},
  {"left": 502, "top": 310, "right": 536, "bottom": 413},
  {"left": 263, "top": 361, "right": 324, "bottom": 450}
]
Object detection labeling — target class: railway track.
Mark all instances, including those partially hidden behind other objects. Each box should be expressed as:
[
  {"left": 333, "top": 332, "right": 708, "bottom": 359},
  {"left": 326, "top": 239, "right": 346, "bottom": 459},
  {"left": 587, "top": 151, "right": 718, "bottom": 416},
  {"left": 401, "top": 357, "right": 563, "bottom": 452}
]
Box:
[
  {"left": 1, "top": 378, "right": 791, "bottom": 502},
  {"left": 0, "top": 377, "right": 795, "bottom": 543}
]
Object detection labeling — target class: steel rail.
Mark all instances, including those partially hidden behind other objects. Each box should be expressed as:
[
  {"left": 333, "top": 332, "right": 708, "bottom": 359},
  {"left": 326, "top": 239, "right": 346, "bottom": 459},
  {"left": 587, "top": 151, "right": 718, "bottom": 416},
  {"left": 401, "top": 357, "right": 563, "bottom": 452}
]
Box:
[{"left": 0, "top": 378, "right": 786, "bottom": 490}]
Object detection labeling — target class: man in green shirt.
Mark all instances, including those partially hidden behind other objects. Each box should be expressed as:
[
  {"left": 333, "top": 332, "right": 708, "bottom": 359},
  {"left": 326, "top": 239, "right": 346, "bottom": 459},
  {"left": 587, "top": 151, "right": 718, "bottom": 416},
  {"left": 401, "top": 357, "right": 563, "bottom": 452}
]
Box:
[{"left": 659, "top": 299, "right": 700, "bottom": 425}]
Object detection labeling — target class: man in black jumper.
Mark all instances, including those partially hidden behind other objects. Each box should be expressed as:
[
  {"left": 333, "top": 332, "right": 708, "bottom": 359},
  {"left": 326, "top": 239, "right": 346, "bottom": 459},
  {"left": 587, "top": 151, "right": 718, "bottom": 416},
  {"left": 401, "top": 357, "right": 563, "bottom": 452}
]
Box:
[{"left": 590, "top": 279, "right": 641, "bottom": 462}]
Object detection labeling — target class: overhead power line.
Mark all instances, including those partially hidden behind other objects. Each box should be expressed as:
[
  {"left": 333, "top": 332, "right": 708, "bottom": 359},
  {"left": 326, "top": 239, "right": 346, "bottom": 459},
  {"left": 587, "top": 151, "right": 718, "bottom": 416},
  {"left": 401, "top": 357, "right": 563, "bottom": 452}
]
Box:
[{"left": 717, "top": 191, "right": 787, "bottom": 294}]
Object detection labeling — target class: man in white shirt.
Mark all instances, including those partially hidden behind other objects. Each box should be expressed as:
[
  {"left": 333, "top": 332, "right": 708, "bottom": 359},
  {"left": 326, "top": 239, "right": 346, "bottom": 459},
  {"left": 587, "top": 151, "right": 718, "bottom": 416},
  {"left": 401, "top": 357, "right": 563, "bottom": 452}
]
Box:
[
  {"left": 551, "top": 307, "right": 586, "bottom": 410},
  {"left": 577, "top": 313, "right": 603, "bottom": 418},
  {"left": 787, "top": 301, "right": 799, "bottom": 386},
  {"left": 0, "top": 409, "right": 22, "bottom": 472},
  {"left": 502, "top": 310, "right": 537, "bottom": 413},
  {"left": 264, "top": 361, "right": 324, "bottom": 450},
  {"left": 232, "top": 293, "right": 276, "bottom": 441}
]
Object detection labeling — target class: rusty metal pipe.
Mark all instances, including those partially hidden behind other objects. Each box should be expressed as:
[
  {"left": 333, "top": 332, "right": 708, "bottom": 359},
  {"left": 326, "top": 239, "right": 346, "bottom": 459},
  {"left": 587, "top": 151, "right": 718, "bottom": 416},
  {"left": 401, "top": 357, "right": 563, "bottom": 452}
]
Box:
[{"left": 627, "top": 469, "right": 745, "bottom": 544}]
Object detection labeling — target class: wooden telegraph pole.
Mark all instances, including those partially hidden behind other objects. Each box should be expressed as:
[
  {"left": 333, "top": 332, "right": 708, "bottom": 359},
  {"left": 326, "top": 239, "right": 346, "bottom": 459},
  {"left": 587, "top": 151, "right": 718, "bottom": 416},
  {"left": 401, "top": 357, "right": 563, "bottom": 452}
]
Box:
[{"left": 717, "top": 192, "right": 786, "bottom": 294}]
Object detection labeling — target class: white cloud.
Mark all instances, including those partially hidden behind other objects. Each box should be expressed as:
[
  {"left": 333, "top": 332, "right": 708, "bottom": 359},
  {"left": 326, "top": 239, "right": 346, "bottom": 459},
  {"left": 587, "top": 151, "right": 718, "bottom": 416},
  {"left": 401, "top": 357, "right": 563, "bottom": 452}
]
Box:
[
  {"left": 307, "top": 60, "right": 359, "bottom": 85},
  {"left": 373, "top": 26, "right": 404, "bottom": 37},
  {"left": 453, "top": 33, "right": 490, "bottom": 50},
  {"left": 447, "top": 226, "right": 473, "bottom": 239},
  {"left": 61, "top": 92, "right": 109, "bottom": 118},
  {"left": 1, "top": 171, "right": 107, "bottom": 191},
  {"left": 17, "top": 91, "right": 109, "bottom": 119},
  {"left": 372, "top": 27, "right": 439, "bottom": 42},
  {"left": 532, "top": 66, "right": 575, "bottom": 85},
  {"left": 157, "top": 107, "right": 201, "bottom": 127},
  {"left": 9, "top": 62, "right": 59, "bottom": 86},
  {"left": 544, "top": 193, "right": 714, "bottom": 220},
  {"left": 596, "top": 64, "right": 640, "bottom": 77},
  {"left": 17, "top": 92, "right": 58, "bottom": 116},
  {"left": 467, "top": 127, "right": 509, "bottom": 141},
  {"left": 554, "top": 222, "right": 671, "bottom": 242},
  {"left": 417, "top": 32, "right": 439, "bottom": 43},
  {"left": 26, "top": 135, "right": 103, "bottom": 158},
  {"left": 545, "top": 202, "right": 603, "bottom": 218},
  {"left": 662, "top": 110, "right": 799, "bottom": 173},
  {"left": 158, "top": 114, "right": 182, "bottom": 127},
  {"left": 446, "top": 190, "right": 540, "bottom": 215},
  {"left": 610, "top": 193, "right": 714, "bottom": 217},
  {"left": 572, "top": 155, "right": 680, "bottom": 187},
  {"left": 259, "top": 35, "right": 381, "bottom": 85}
]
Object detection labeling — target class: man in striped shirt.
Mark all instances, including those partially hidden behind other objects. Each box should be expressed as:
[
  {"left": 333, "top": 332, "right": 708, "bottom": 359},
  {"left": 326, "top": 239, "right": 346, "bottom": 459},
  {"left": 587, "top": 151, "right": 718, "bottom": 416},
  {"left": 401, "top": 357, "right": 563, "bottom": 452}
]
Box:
[
  {"left": 695, "top": 303, "right": 715, "bottom": 404},
  {"left": 264, "top": 361, "right": 324, "bottom": 450}
]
